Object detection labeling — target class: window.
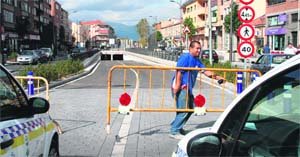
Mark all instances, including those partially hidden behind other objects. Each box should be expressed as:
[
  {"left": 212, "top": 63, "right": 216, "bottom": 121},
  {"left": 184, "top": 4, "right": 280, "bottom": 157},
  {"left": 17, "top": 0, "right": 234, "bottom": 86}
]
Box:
[
  {"left": 291, "top": 13, "right": 298, "bottom": 23},
  {"left": 0, "top": 67, "right": 30, "bottom": 121},
  {"left": 268, "top": 15, "right": 285, "bottom": 26},
  {"left": 3, "top": 0, "right": 13, "bottom": 5},
  {"left": 233, "top": 65, "right": 300, "bottom": 156},
  {"left": 3, "top": 10, "right": 14, "bottom": 23},
  {"left": 268, "top": 0, "right": 286, "bottom": 5},
  {"left": 21, "top": 2, "right": 29, "bottom": 12}
]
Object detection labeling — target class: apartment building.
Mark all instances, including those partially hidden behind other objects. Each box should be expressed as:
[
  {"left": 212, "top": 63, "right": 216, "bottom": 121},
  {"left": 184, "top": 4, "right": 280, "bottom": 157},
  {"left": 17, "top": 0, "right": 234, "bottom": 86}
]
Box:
[
  {"left": 265, "top": 0, "right": 299, "bottom": 51},
  {"left": 156, "top": 18, "right": 181, "bottom": 47},
  {"left": 0, "top": 0, "right": 70, "bottom": 53}
]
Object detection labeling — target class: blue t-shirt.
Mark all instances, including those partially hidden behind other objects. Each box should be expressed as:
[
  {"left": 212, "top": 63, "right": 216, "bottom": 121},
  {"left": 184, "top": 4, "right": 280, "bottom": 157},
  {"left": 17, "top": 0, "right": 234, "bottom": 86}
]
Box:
[{"left": 172, "top": 53, "right": 205, "bottom": 94}]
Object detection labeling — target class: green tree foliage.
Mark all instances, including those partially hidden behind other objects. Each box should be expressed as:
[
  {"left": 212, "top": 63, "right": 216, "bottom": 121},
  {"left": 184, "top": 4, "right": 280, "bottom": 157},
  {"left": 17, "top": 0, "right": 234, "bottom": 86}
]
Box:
[
  {"left": 224, "top": 2, "right": 242, "bottom": 34},
  {"left": 183, "top": 17, "right": 196, "bottom": 38},
  {"left": 136, "top": 18, "right": 150, "bottom": 47},
  {"left": 156, "top": 31, "right": 163, "bottom": 41}
]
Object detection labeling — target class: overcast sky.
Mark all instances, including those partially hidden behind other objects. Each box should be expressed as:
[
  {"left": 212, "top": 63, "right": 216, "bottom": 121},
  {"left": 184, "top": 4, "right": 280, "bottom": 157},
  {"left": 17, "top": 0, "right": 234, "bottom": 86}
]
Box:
[{"left": 57, "top": 0, "right": 184, "bottom": 25}]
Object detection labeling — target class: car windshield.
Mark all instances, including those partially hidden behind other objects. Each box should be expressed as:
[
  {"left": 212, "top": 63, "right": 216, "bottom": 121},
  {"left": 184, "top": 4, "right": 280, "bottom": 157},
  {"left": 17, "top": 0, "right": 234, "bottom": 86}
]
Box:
[{"left": 21, "top": 51, "right": 34, "bottom": 55}]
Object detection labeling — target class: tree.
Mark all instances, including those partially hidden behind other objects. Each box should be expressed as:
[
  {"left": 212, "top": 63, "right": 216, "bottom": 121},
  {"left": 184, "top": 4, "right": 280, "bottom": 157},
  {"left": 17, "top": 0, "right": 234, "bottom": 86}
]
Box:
[
  {"left": 156, "top": 31, "right": 163, "bottom": 41},
  {"left": 136, "top": 18, "right": 149, "bottom": 47},
  {"left": 224, "top": 2, "right": 242, "bottom": 35},
  {"left": 183, "top": 17, "right": 196, "bottom": 39}
]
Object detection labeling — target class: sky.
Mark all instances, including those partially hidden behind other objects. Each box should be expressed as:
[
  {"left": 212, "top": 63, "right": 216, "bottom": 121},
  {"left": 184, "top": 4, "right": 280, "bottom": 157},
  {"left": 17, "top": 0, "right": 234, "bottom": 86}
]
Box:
[{"left": 56, "top": 0, "right": 184, "bottom": 26}]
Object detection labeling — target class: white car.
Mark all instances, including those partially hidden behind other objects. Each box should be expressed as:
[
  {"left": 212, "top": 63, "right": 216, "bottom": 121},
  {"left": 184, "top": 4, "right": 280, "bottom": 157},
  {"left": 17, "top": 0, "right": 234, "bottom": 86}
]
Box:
[
  {"left": 17, "top": 50, "right": 40, "bottom": 65},
  {"left": 0, "top": 64, "right": 61, "bottom": 157},
  {"left": 173, "top": 55, "right": 300, "bottom": 157}
]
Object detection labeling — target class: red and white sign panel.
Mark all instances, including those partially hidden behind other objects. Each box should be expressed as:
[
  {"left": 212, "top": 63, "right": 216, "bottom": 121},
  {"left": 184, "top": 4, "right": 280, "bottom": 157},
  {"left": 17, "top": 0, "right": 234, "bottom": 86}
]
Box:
[
  {"left": 238, "top": 24, "right": 255, "bottom": 41},
  {"left": 238, "top": 6, "right": 255, "bottom": 23},
  {"left": 238, "top": 41, "right": 254, "bottom": 58},
  {"left": 240, "top": 0, "right": 254, "bottom": 5}
]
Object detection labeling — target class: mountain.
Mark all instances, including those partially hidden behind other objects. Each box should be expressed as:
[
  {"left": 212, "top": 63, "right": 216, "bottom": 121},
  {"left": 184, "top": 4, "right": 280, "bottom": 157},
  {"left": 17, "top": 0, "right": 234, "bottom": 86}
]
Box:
[{"left": 107, "top": 22, "right": 139, "bottom": 41}]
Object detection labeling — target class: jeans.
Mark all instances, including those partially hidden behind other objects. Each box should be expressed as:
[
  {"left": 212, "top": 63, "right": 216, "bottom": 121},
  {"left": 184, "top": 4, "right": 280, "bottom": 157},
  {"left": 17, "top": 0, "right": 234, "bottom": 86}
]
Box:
[{"left": 170, "top": 89, "right": 194, "bottom": 134}]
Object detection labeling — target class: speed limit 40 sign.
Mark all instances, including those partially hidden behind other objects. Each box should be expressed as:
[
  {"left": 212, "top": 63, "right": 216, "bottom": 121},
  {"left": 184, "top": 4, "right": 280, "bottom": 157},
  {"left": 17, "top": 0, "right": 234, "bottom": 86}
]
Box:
[{"left": 238, "top": 41, "right": 254, "bottom": 58}]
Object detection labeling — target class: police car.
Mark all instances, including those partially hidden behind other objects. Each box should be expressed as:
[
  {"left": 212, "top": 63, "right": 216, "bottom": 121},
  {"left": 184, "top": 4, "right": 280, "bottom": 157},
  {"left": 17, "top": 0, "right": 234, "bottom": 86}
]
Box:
[
  {"left": 0, "top": 64, "right": 61, "bottom": 157},
  {"left": 173, "top": 55, "right": 300, "bottom": 157}
]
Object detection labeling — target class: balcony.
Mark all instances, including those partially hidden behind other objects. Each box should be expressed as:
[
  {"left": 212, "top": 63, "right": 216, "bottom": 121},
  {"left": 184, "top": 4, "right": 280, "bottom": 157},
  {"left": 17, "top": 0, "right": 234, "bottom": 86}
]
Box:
[{"left": 197, "top": 8, "right": 206, "bottom": 16}]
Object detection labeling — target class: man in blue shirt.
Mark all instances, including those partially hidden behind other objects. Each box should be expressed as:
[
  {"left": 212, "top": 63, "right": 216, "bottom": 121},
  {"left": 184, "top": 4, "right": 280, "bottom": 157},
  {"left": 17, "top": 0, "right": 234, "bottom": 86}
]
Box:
[
  {"left": 170, "top": 41, "right": 224, "bottom": 139},
  {"left": 263, "top": 44, "right": 270, "bottom": 54}
]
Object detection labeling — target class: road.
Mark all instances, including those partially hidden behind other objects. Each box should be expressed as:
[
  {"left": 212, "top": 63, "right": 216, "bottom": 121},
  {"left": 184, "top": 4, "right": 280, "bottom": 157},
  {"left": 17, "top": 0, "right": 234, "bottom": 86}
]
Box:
[{"left": 48, "top": 53, "right": 235, "bottom": 157}]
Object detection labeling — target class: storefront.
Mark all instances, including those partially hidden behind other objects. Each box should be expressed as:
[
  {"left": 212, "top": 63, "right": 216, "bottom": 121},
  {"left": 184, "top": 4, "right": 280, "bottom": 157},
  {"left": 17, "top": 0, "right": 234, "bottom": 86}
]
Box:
[{"left": 266, "top": 27, "right": 287, "bottom": 51}]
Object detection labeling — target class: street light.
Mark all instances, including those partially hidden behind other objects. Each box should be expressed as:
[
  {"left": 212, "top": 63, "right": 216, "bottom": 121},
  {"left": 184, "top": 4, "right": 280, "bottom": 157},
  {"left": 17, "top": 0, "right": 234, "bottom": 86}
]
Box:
[
  {"left": 170, "top": 0, "right": 182, "bottom": 61},
  {"left": 149, "top": 16, "right": 158, "bottom": 51}
]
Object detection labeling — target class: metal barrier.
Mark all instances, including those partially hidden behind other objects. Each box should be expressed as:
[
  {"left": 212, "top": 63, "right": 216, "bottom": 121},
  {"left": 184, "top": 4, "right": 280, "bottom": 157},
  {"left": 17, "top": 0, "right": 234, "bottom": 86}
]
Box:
[
  {"left": 106, "top": 65, "right": 261, "bottom": 133},
  {"left": 15, "top": 76, "right": 50, "bottom": 101}
]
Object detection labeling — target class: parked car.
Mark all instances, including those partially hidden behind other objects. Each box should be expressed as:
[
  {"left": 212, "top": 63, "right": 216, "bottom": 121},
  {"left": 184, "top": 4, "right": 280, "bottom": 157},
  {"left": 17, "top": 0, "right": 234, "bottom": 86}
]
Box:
[
  {"left": 35, "top": 49, "right": 49, "bottom": 63},
  {"left": 200, "top": 49, "right": 219, "bottom": 63},
  {"left": 17, "top": 50, "right": 39, "bottom": 65},
  {"left": 40, "top": 48, "right": 53, "bottom": 60},
  {"left": 172, "top": 55, "right": 300, "bottom": 157},
  {"left": 251, "top": 54, "right": 294, "bottom": 74},
  {"left": 0, "top": 64, "right": 61, "bottom": 157}
]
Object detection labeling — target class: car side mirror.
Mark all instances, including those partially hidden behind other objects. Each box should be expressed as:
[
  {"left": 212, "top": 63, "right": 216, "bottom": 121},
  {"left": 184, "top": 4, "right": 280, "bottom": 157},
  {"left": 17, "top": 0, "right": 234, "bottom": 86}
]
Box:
[
  {"left": 29, "top": 97, "right": 50, "bottom": 114},
  {"left": 187, "top": 133, "right": 222, "bottom": 157},
  {"left": 251, "top": 61, "right": 256, "bottom": 64}
]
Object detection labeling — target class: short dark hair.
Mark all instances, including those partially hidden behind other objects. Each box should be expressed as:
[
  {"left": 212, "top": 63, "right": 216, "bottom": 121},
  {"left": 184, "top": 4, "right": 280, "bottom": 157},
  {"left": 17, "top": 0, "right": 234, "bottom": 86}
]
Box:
[{"left": 189, "top": 41, "right": 201, "bottom": 48}]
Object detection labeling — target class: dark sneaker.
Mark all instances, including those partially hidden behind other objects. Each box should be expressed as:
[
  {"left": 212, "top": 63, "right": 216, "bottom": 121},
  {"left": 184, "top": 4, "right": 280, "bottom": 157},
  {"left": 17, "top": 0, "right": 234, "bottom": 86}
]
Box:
[{"left": 179, "top": 129, "right": 188, "bottom": 135}]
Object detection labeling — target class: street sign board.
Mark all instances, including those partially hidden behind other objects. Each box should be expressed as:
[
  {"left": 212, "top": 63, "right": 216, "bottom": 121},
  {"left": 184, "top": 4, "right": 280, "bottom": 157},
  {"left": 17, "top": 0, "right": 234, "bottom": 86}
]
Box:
[
  {"left": 237, "top": 24, "right": 255, "bottom": 41},
  {"left": 238, "top": 6, "right": 255, "bottom": 23},
  {"left": 238, "top": 41, "right": 254, "bottom": 58},
  {"left": 183, "top": 26, "right": 190, "bottom": 33},
  {"left": 240, "top": 0, "right": 254, "bottom": 5}
]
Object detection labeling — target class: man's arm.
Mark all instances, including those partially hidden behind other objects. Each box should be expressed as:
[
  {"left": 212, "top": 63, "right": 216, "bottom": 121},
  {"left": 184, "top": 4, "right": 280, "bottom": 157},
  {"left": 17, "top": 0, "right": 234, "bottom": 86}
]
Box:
[
  {"left": 173, "top": 70, "right": 182, "bottom": 94},
  {"left": 203, "top": 71, "right": 225, "bottom": 82}
]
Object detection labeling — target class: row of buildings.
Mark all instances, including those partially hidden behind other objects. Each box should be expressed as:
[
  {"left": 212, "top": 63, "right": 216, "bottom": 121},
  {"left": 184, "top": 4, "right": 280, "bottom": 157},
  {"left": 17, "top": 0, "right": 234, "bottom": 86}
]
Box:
[
  {"left": 0, "top": 0, "right": 70, "bottom": 54},
  {"left": 0, "top": 0, "right": 115, "bottom": 55},
  {"left": 156, "top": 0, "right": 299, "bottom": 53}
]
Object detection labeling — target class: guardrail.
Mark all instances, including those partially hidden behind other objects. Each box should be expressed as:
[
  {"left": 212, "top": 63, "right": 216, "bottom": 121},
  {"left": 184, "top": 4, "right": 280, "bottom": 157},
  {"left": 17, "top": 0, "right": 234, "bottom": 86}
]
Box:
[{"left": 106, "top": 65, "right": 262, "bottom": 133}]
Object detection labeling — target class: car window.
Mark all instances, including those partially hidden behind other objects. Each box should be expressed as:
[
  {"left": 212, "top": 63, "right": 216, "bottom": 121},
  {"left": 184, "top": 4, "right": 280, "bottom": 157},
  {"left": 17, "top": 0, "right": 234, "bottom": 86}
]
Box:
[
  {"left": 233, "top": 65, "right": 300, "bottom": 157},
  {"left": 256, "top": 56, "right": 265, "bottom": 64},
  {"left": 272, "top": 55, "right": 293, "bottom": 64},
  {"left": 0, "top": 67, "right": 30, "bottom": 121}
]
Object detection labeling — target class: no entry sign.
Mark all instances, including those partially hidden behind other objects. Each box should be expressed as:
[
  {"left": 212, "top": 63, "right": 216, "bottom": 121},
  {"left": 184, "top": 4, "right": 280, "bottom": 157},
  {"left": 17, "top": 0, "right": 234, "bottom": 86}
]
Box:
[{"left": 238, "top": 24, "right": 255, "bottom": 41}]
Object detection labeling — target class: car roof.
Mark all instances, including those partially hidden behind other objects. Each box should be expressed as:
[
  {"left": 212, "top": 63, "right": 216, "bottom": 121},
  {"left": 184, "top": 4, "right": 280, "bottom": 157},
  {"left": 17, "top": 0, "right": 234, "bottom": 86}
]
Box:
[{"left": 212, "top": 54, "right": 300, "bottom": 132}]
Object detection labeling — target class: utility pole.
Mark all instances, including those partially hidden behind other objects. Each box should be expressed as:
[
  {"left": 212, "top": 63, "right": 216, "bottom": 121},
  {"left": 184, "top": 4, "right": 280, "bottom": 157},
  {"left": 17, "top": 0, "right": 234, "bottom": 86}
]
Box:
[
  {"left": 208, "top": 0, "right": 213, "bottom": 65},
  {"left": 170, "top": 0, "right": 182, "bottom": 61},
  {"left": 229, "top": 0, "right": 233, "bottom": 62}
]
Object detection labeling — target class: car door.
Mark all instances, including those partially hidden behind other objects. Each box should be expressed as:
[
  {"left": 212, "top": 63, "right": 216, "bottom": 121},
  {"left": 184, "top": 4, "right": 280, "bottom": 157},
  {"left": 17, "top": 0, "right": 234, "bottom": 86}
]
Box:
[
  {"left": 217, "top": 64, "right": 300, "bottom": 156},
  {"left": 0, "top": 66, "right": 45, "bottom": 157}
]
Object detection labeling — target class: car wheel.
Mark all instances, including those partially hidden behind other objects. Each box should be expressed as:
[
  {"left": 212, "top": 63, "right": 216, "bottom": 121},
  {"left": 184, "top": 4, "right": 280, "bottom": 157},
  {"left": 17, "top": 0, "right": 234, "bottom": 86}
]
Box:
[{"left": 48, "top": 138, "right": 59, "bottom": 157}]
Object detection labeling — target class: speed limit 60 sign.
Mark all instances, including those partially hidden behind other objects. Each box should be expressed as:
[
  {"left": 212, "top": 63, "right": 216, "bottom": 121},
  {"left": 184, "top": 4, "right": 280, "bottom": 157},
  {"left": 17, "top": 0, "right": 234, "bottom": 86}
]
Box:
[{"left": 238, "top": 41, "right": 254, "bottom": 58}]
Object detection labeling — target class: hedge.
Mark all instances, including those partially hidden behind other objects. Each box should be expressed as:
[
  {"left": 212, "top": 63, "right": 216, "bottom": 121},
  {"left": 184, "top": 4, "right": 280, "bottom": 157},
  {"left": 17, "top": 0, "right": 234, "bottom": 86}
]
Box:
[{"left": 18, "top": 60, "right": 84, "bottom": 83}]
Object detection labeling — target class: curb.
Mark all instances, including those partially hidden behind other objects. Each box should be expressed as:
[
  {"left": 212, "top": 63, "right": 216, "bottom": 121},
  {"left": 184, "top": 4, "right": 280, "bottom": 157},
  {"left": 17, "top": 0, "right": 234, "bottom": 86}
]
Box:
[{"left": 39, "top": 52, "right": 101, "bottom": 91}]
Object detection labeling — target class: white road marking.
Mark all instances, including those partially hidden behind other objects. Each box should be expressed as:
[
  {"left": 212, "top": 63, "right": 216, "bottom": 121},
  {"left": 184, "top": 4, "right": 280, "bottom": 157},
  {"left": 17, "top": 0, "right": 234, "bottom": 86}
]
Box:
[{"left": 111, "top": 61, "right": 139, "bottom": 157}]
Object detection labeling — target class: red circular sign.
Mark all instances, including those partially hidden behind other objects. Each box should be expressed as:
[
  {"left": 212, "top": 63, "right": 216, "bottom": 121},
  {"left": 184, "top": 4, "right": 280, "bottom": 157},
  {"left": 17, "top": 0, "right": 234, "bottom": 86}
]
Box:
[
  {"left": 237, "top": 24, "right": 255, "bottom": 41},
  {"left": 238, "top": 6, "right": 255, "bottom": 23},
  {"left": 194, "top": 94, "right": 206, "bottom": 107},
  {"left": 119, "top": 93, "right": 131, "bottom": 106},
  {"left": 238, "top": 41, "right": 254, "bottom": 58},
  {"left": 240, "top": 0, "right": 254, "bottom": 5}
]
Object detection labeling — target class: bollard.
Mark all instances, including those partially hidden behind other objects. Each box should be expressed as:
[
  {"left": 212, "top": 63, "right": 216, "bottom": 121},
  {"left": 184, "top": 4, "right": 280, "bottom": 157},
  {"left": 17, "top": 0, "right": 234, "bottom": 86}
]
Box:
[
  {"left": 27, "top": 71, "right": 34, "bottom": 96},
  {"left": 251, "top": 72, "right": 259, "bottom": 82},
  {"left": 237, "top": 71, "right": 243, "bottom": 94}
]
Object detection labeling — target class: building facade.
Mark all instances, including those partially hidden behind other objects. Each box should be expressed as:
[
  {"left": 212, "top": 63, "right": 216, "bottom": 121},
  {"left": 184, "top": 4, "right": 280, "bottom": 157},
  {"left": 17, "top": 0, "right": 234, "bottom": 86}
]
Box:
[{"left": 266, "top": 0, "right": 299, "bottom": 51}]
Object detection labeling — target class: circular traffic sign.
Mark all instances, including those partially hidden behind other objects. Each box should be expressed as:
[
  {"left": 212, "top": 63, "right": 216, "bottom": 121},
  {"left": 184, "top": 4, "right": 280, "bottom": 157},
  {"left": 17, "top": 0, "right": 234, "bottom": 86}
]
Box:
[
  {"left": 237, "top": 24, "right": 255, "bottom": 41},
  {"left": 238, "top": 6, "right": 255, "bottom": 23},
  {"left": 240, "top": 0, "right": 254, "bottom": 5},
  {"left": 238, "top": 41, "right": 254, "bottom": 58}
]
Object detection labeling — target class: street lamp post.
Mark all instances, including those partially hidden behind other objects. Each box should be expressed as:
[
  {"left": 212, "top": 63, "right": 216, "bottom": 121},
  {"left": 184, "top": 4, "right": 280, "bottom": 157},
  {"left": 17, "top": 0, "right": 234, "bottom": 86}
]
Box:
[
  {"left": 170, "top": 0, "right": 182, "bottom": 61},
  {"left": 149, "top": 16, "right": 158, "bottom": 52},
  {"left": 229, "top": 0, "right": 233, "bottom": 62}
]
